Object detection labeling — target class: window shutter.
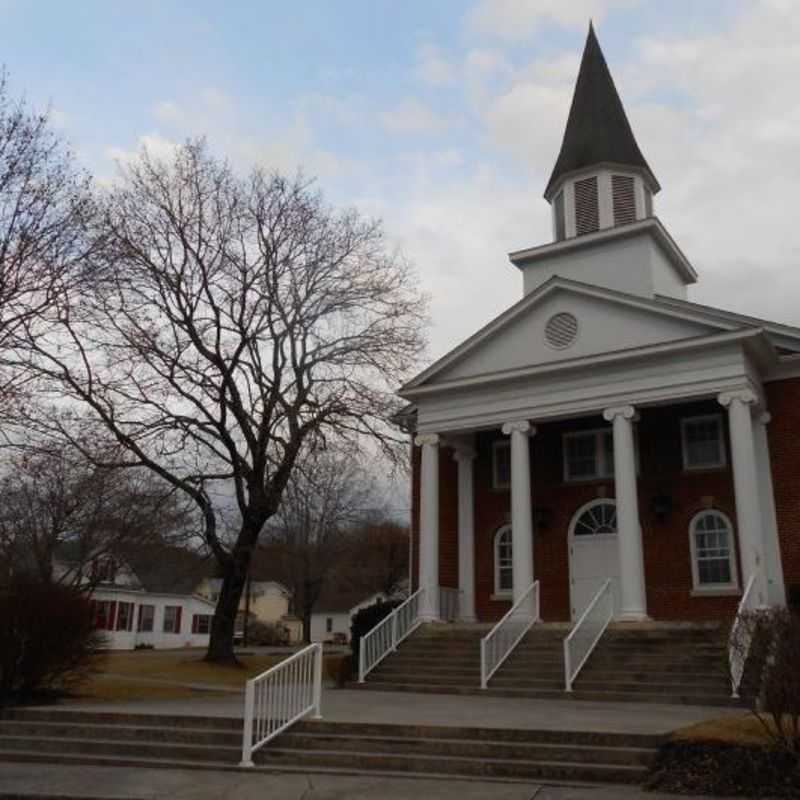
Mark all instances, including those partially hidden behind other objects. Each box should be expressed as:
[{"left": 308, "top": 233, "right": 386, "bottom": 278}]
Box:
[
  {"left": 554, "top": 190, "right": 566, "bottom": 241},
  {"left": 612, "top": 175, "right": 636, "bottom": 226},
  {"left": 108, "top": 601, "right": 117, "bottom": 631},
  {"left": 192, "top": 614, "right": 198, "bottom": 634},
  {"left": 175, "top": 606, "right": 182, "bottom": 634},
  {"left": 574, "top": 176, "right": 599, "bottom": 235}
]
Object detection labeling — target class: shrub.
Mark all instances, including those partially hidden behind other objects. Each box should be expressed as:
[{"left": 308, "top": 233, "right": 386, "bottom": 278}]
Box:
[
  {"left": 0, "top": 578, "right": 104, "bottom": 707},
  {"left": 246, "top": 620, "right": 290, "bottom": 646},
  {"left": 730, "top": 606, "right": 800, "bottom": 751},
  {"left": 349, "top": 598, "right": 400, "bottom": 666}
]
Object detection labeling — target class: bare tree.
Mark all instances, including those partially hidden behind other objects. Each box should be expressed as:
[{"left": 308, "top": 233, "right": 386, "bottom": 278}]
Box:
[
  {"left": 342, "top": 517, "right": 410, "bottom": 598},
  {"left": 25, "top": 141, "right": 427, "bottom": 662},
  {"left": 0, "top": 69, "right": 93, "bottom": 414},
  {"left": 0, "top": 442, "right": 192, "bottom": 589},
  {"left": 263, "top": 449, "right": 376, "bottom": 642}
]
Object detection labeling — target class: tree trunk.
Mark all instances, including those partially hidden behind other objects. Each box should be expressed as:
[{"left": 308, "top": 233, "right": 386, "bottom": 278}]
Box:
[
  {"left": 205, "top": 521, "right": 262, "bottom": 664},
  {"left": 302, "top": 609, "right": 312, "bottom": 644}
]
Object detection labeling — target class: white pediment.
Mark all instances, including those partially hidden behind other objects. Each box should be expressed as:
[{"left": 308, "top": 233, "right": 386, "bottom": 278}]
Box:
[{"left": 412, "top": 281, "right": 733, "bottom": 388}]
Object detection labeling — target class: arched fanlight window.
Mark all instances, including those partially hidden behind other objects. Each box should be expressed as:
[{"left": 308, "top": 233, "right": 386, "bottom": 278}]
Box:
[
  {"left": 689, "top": 510, "right": 738, "bottom": 591},
  {"left": 494, "top": 525, "right": 513, "bottom": 596},
  {"left": 572, "top": 499, "right": 617, "bottom": 537}
]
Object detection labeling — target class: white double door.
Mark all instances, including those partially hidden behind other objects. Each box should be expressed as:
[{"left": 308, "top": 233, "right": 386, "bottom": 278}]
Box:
[{"left": 568, "top": 533, "right": 622, "bottom": 621}]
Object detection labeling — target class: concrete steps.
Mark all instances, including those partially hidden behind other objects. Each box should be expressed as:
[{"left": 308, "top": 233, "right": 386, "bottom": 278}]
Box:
[
  {"left": 0, "top": 709, "right": 659, "bottom": 785},
  {"left": 358, "top": 622, "right": 744, "bottom": 707}
]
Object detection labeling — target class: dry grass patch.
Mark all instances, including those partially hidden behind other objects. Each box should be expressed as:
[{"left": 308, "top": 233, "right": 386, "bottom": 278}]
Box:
[{"left": 672, "top": 714, "right": 775, "bottom": 747}]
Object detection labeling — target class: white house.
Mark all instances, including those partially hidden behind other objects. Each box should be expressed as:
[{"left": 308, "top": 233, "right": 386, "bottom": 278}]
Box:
[{"left": 310, "top": 589, "right": 387, "bottom": 643}]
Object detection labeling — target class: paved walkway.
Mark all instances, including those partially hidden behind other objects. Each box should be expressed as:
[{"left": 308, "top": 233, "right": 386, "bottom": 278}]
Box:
[
  {"left": 62, "top": 686, "right": 744, "bottom": 735},
  {"left": 0, "top": 763, "right": 730, "bottom": 799}
]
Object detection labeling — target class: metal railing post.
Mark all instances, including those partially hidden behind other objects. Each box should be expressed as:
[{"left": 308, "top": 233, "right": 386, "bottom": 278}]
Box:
[
  {"left": 239, "top": 679, "right": 255, "bottom": 767},
  {"left": 358, "top": 640, "right": 366, "bottom": 683},
  {"left": 564, "top": 641, "right": 572, "bottom": 692},
  {"left": 480, "top": 638, "right": 487, "bottom": 689},
  {"left": 312, "top": 643, "right": 323, "bottom": 718},
  {"left": 392, "top": 610, "right": 398, "bottom": 651}
]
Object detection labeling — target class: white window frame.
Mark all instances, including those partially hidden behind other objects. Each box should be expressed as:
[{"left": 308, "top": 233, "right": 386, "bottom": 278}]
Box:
[
  {"left": 493, "top": 524, "right": 513, "bottom": 599},
  {"left": 681, "top": 414, "right": 727, "bottom": 471},
  {"left": 492, "top": 441, "right": 511, "bottom": 490},
  {"left": 563, "top": 428, "right": 614, "bottom": 482},
  {"left": 689, "top": 510, "right": 739, "bottom": 594}
]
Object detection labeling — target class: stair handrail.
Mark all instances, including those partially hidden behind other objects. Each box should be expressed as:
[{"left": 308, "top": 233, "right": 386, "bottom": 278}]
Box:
[
  {"left": 480, "top": 580, "right": 539, "bottom": 689},
  {"left": 358, "top": 587, "right": 424, "bottom": 683},
  {"left": 240, "top": 641, "right": 322, "bottom": 767},
  {"left": 564, "top": 578, "right": 613, "bottom": 692},
  {"left": 729, "top": 574, "right": 757, "bottom": 698}
]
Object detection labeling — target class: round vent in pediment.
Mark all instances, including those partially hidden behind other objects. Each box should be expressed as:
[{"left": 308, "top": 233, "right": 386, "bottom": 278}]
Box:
[{"left": 544, "top": 312, "right": 578, "bottom": 350}]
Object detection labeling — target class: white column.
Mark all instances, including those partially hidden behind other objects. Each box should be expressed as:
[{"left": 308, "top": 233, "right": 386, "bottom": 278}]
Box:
[
  {"left": 603, "top": 405, "right": 648, "bottom": 620},
  {"left": 501, "top": 420, "right": 535, "bottom": 608},
  {"left": 754, "top": 413, "right": 786, "bottom": 606},
  {"left": 453, "top": 446, "right": 477, "bottom": 622},
  {"left": 416, "top": 433, "right": 441, "bottom": 621},
  {"left": 719, "top": 391, "right": 768, "bottom": 606}
]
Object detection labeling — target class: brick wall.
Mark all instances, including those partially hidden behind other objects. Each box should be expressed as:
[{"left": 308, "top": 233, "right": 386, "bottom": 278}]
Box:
[
  {"left": 765, "top": 377, "right": 800, "bottom": 601},
  {"left": 411, "top": 398, "right": 747, "bottom": 622}
]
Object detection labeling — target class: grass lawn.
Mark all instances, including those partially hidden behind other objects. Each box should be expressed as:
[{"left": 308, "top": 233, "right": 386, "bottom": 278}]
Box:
[{"left": 72, "top": 648, "right": 350, "bottom": 703}]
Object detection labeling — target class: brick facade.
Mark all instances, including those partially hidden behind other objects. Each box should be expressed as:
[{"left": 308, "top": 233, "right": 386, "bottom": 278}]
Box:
[{"left": 411, "top": 392, "right": 800, "bottom": 623}]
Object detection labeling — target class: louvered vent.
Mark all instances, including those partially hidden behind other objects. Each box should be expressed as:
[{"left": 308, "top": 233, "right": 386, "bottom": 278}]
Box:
[
  {"left": 554, "top": 190, "right": 566, "bottom": 241},
  {"left": 574, "top": 176, "right": 599, "bottom": 235},
  {"left": 612, "top": 175, "right": 636, "bottom": 226},
  {"left": 544, "top": 312, "right": 579, "bottom": 349}
]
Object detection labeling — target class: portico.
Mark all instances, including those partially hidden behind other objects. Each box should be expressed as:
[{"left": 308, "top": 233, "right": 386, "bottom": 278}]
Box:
[{"left": 412, "top": 379, "right": 777, "bottom": 625}]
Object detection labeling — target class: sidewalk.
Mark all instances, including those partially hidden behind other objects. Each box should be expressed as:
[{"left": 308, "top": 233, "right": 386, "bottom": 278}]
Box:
[
  {"left": 62, "top": 686, "right": 744, "bottom": 736},
  {"left": 0, "top": 762, "right": 730, "bottom": 800}
]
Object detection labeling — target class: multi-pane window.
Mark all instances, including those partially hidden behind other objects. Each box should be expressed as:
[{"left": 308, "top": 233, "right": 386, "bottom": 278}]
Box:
[
  {"left": 682, "top": 415, "right": 726, "bottom": 470},
  {"left": 494, "top": 526, "right": 513, "bottom": 596},
  {"left": 563, "top": 429, "right": 615, "bottom": 481},
  {"left": 116, "top": 602, "right": 134, "bottom": 631},
  {"left": 137, "top": 604, "right": 155, "bottom": 632},
  {"left": 492, "top": 441, "right": 511, "bottom": 490},
  {"left": 92, "top": 600, "right": 116, "bottom": 631},
  {"left": 192, "top": 614, "right": 212, "bottom": 634},
  {"left": 163, "top": 605, "right": 182, "bottom": 634},
  {"left": 690, "top": 511, "right": 738, "bottom": 590}
]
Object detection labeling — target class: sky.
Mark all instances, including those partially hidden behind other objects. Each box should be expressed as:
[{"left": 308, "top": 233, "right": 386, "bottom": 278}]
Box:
[{"left": 2, "top": 0, "right": 799, "bottom": 365}]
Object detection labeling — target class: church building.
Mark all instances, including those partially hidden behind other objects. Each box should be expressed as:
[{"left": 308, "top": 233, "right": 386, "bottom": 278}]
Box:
[{"left": 399, "top": 24, "right": 800, "bottom": 628}]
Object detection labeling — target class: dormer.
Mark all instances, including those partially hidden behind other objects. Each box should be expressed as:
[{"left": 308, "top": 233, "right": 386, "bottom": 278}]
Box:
[{"left": 544, "top": 24, "right": 660, "bottom": 242}]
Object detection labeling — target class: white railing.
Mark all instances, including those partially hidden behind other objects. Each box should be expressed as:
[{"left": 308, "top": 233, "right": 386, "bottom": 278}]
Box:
[
  {"left": 240, "top": 642, "right": 322, "bottom": 767},
  {"left": 729, "top": 574, "right": 757, "bottom": 698},
  {"left": 564, "top": 579, "right": 613, "bottom": 692},
  {"left": 358, "top": 587, "right": 424, "bottom": 683},
  {"left": 439, "top": 587, "right": 461, "bottom": 622},
  {"left": 480, "top": 581, "right": 539, "bottom": 689}
]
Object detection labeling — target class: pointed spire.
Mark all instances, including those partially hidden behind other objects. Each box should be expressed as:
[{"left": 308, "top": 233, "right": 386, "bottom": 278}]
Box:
[{"left": 544, "top": 23, "right": 658, "bottom": 199}]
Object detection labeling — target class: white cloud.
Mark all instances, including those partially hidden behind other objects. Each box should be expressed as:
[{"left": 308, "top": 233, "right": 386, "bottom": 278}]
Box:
[
  {"left": 379, "top": 98, "right": 452, "bottom": 135},
  {"left": 466, "top": 0, "right": 638, "bottom": 41},
  {"left": 415, "top": 43, "right": 457, "bottom": 86}
]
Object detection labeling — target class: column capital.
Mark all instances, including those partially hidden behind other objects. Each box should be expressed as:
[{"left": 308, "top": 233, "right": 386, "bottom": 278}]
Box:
[
  {"left": 603, "top": 405, "right": 638, "bottom": 423},
  {"left": 501, "top": 420, "right": 536, "bottom": 436},
  {"left": 717, "top": 389, "right": 758, "bottom": 408},
  {"left": 415, "top": 433, "right": 441, "bottom": 447}
]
